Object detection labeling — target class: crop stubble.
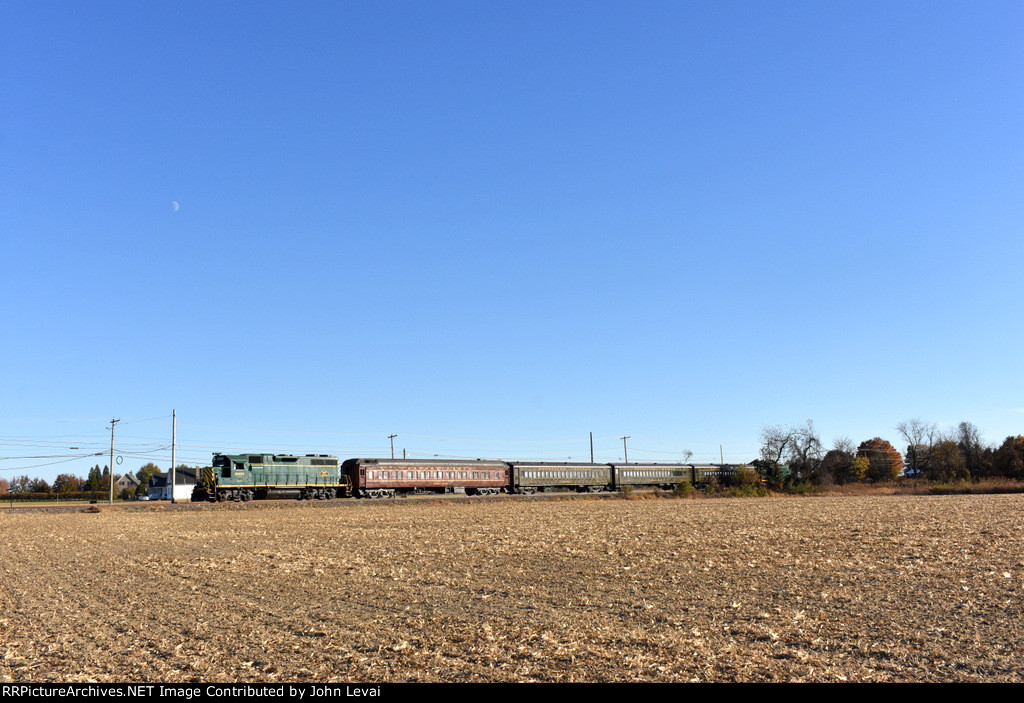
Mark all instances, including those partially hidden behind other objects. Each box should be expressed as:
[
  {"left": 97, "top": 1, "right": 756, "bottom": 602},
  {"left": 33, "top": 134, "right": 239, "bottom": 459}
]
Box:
[{"left": 1, "top": 494, "right": 1021, "bottom": 682}]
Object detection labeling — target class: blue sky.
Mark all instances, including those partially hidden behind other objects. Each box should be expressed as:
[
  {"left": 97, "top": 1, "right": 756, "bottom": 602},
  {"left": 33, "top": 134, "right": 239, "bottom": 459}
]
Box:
[{"left": 2, "top": 1, "right": 1022, "bottom": 482}]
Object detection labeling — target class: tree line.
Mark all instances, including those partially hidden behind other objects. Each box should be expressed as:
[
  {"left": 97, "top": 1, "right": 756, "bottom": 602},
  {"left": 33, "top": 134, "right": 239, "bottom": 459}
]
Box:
[
  {"left": 757, "top": 419, "right": 1024, "bottom": 487},
  {"left": 0, "top": 462, "right": 165, "bottom": 501},
  {"left": 3, "top": 422, "right": 1023, "bottom": 499}
]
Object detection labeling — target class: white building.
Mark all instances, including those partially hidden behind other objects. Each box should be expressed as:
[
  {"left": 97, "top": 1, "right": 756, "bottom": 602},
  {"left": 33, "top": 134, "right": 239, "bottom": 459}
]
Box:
[{"left": 147, "top": 468, "right": 197, "bottom": 501}]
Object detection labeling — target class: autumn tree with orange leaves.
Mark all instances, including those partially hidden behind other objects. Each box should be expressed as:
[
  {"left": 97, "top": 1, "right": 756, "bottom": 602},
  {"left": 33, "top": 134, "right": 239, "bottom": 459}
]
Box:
[{"left": 856, "top": 438, "right": 903, "bottom": 482}]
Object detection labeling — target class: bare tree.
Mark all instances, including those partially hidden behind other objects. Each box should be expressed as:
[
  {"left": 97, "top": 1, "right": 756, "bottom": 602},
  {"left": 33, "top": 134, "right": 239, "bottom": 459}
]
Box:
[
  {"left": 759, "top": 421, "right": 822, "bottom": 466},
  {"left": 757, "top": 421, "right": 823, "bottom": 485},
  {"left": 832, "top": 436, "right": 855, "bottom": 455},
  {"left": 787, "top": 420, "right": 824, "bottom": 482},
  {"left": 759, "top": 424, "right": 795, "bottom": 465},
  {"left": 756, "top": 424, "right": 796, "bottom": 487},
  {"left": 896, "top": 419, "right": 937, "bottom": 478}
]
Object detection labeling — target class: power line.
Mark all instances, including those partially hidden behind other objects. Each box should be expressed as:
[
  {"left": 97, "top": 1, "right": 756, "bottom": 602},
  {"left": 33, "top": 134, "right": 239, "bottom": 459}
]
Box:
[{"left": 116, "top": 415, "right": 173, "bottom": 425}]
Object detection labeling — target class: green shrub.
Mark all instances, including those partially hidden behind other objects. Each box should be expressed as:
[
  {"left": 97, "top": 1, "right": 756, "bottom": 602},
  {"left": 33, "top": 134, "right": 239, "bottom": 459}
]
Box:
[
  {"left": 784, "top": 482, "right": 825, "bottom": 496},
  {"left": 712, "top": 485, "right": 770, "bottom": 498},
  {"left": 673, "top": 482, "right": 695, "bottom": 498}
]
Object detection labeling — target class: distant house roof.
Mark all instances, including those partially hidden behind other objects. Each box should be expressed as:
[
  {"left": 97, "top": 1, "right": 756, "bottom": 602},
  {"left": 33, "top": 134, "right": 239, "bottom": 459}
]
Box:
[
  {"left": 116, "top": 473, "right": 141, "bottom": 489},
  {"left": 148, "top": 467, "right": 198, "bottom": 488}
]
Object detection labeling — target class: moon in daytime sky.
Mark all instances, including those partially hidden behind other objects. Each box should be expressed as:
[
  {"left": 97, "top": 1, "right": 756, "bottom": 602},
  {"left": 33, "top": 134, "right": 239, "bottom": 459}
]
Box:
[{"left": 171, "top": 201, "right": 179, "bottom": 212}]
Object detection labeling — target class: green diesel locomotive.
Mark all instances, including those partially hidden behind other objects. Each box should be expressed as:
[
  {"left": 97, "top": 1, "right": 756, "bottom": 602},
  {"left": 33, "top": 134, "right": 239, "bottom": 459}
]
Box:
[{"left": 193, "top": 452, "right": 351, "bottom": 502}]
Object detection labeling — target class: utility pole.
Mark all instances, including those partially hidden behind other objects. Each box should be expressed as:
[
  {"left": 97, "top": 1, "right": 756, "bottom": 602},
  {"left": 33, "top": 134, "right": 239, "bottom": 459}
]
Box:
[
  {"left": 621, "top": 435, "right": 630, "bottom": 464},
  {"left": 388, "top": 434, "right": 397, "bottom": 459},
  {"left": 171, "top": 410, "right": 177, "bottom": 504},
  {"left": 590, "top": 432, "right": 594, "bottom": 463},
  {"left": 108, "top": 418, "right": 119, "bottom": 505}
]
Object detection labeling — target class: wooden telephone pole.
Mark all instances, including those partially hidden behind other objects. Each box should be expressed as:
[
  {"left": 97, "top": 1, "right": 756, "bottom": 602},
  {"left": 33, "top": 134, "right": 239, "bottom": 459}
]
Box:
[
  {"left": 108, "top": 418, "right": 119, "bottom": 505},
  {"left": 171, "top": 410, "right": 177, "bottom": 503}
]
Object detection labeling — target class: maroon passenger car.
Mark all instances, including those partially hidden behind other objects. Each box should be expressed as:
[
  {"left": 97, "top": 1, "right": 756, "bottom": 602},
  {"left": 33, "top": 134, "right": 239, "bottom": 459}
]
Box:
[{"left": 341, "top": 458, "right": 510, "bottom": 498}]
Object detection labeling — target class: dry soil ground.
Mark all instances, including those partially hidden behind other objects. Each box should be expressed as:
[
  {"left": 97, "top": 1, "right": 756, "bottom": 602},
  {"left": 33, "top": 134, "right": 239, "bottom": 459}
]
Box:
[{"left": 1, "top": 493, "right": 1022, "bottom": 682}]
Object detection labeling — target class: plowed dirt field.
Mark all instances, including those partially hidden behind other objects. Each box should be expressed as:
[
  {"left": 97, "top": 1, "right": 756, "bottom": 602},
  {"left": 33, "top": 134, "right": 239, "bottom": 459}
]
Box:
[{"left": 1, "top": 493, "right": 1022, "bottom": 682}]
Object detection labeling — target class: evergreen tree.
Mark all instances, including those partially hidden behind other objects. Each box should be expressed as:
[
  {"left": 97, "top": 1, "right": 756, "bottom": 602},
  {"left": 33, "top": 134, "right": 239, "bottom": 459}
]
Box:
[{"left": 86, "top": 465, "right": 103, "bottom": 491}]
